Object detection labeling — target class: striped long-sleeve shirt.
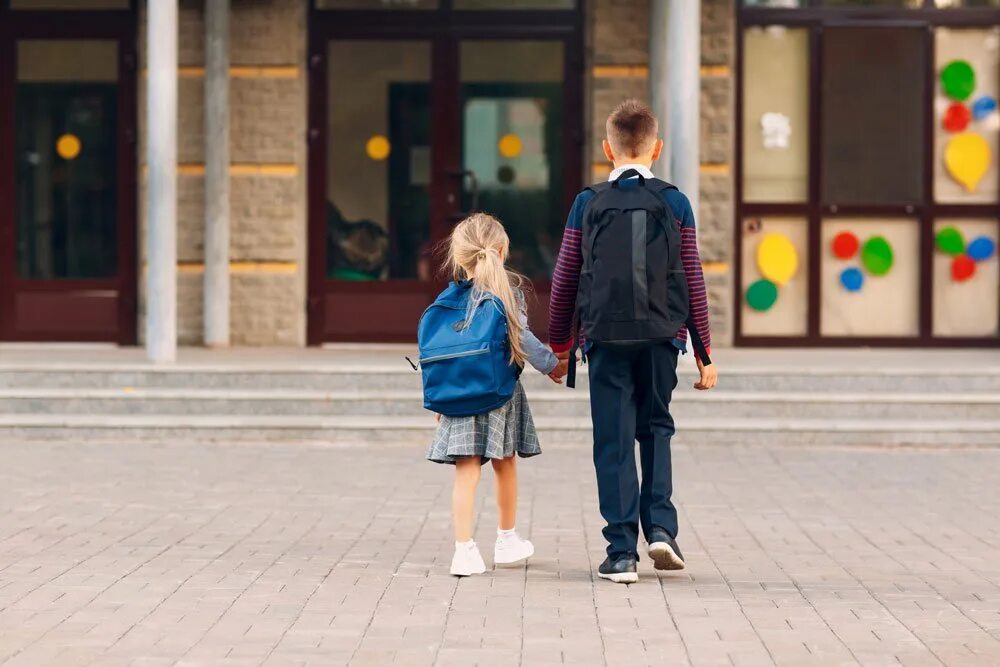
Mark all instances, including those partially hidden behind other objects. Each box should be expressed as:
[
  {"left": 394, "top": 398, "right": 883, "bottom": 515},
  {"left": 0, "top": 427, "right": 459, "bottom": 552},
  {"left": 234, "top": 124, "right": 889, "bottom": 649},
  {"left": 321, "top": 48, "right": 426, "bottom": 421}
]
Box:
[{"left": 548, "top": 168, "right": 712, "bottom": 356}]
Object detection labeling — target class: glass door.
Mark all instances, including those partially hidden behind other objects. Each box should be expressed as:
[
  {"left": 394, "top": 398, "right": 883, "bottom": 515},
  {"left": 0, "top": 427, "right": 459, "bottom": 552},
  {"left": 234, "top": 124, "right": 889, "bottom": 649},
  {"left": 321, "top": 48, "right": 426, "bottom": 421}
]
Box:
[
  {"left": 308, "top": 16, "right": 581, "bottom": 343},
  {"left": 0, "top": 29, "right": 136, "bottom": 343}
]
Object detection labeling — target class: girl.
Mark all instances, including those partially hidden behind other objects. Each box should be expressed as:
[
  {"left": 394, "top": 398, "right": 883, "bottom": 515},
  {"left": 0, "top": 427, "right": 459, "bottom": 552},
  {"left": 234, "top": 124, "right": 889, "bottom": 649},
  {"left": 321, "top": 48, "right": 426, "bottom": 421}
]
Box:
[{"left": 427, "top": 213, "right": 568, "bottom": 576}]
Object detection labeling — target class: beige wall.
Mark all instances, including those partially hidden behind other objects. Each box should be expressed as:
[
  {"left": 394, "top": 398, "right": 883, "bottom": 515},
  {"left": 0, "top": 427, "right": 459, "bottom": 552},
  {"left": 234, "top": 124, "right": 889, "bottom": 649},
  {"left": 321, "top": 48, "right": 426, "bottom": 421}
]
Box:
[{"left": 138, "top": 0, "right": 307, "bottom": 346}]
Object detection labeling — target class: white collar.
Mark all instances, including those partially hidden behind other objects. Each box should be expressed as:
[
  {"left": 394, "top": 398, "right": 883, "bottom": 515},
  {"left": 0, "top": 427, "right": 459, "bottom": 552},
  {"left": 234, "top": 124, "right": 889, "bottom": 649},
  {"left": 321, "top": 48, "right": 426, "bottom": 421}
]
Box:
[{"left": 608, "top": 163, "right": 655, "bottom": 182}]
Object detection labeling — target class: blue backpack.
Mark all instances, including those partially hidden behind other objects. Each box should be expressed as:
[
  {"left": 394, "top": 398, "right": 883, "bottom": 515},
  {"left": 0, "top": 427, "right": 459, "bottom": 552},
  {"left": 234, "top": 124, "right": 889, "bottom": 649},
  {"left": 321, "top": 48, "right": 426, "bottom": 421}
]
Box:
[{"left": 415, "top": 281, "right": 518, "bottom": 417}]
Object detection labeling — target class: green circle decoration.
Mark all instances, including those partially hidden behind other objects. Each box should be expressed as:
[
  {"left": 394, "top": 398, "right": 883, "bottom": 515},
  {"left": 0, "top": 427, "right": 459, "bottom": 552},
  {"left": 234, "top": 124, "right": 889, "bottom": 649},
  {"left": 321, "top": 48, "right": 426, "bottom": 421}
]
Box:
[
  {"left": 861, "top": 236, "right": 894, "bottom": 276},
  {"left": 941, "top": 60, "right": 976, "bottom": 102},
  {"left": 935, "top": 226, "right": 965, "bottom": 256},
  {"left": 745, "top": 279, "right": 778, "bottom": 312}
]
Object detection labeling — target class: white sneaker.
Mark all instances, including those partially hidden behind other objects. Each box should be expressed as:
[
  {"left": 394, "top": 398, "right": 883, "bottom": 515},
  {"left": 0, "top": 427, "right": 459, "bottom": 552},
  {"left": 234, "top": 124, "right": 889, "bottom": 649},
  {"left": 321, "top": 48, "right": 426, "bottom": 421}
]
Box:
[
  {"left": 450, "top": 540, "right": 487, "bottom": 577},
  {"left": 494, "top": 530, "right": 534, "bottom": 565}
]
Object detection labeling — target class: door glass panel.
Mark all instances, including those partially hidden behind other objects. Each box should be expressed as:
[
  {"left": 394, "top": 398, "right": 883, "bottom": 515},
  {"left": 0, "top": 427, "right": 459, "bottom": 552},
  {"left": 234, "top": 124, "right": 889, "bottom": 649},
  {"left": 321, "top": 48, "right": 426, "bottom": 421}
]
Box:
[
  {"left": 11, "top": 0, "right": 128, "bottom": 7},
  {"left": 820, "top": 218, "right": 920, "bottom": 337},
  {"left": 326, "top": 40, "right": 431, "bottom": 281},
  {"left": 740, "top": 217, "right": 809, "bottom": 336},
  {"left": 460, "top": 40, "right": 564, "bottom": 281},
  {"left": 932, "top": 220, "right": 999, "bottom": 337},
  {"left": 16, "top": 40, "right": 119, "bottom": 280},
  {"left": 455, "top": 0, "right": 574, "bottom": 8},
  {"left": 821, "top": 27, "right": 926, "bottom": 206},
  {"left": 742, "top": 27, "right": 809, "bottom": 203},
  {"left": 315, "top": 0, "right": 437, "bottom": 8},
  {"left": 934, "top": 28, "right": 999, "bottom": 204},
  {"left": 823, "top": 0, "right": 922, "bottom": 6}
]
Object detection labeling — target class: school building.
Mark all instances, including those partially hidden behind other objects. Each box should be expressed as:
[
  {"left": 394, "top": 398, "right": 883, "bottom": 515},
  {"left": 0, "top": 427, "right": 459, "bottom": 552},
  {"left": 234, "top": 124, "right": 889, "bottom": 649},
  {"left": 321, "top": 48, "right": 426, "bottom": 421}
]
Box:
[{"left": 0, "top": 0, "right": 997, "bottom": 356}]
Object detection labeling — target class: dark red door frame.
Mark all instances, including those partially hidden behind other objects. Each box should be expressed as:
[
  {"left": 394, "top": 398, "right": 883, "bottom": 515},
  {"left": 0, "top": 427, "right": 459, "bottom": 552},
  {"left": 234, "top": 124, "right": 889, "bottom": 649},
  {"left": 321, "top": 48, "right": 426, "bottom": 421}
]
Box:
[
  {"left": 306, "top": 3, "right": 585, "bottom": 345},
  {"left": 734, "top": 4, "right": 1000, "bottom": 348},
  {"left": 0, "top": 6, "right": 137, "bottom": 344}
]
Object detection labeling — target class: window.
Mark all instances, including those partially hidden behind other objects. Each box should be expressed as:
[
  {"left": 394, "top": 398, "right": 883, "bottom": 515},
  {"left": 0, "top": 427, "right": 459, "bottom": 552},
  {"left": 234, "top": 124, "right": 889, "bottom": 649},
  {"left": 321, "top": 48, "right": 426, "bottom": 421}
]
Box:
[
  {"left": 934, "top": 28, "right": 999, "bottom": 204},
  {"left": 16, "top": 40, "right": 119, "bottom": 280},
  {"left": 742, "top": 27, "right": 809, "bottom": 203},
  {"left": 821, "top": 27, "right": 926, "bottom": 206},
  {"left": 738, "top": 5, "right": 999, "bottom": 344}
]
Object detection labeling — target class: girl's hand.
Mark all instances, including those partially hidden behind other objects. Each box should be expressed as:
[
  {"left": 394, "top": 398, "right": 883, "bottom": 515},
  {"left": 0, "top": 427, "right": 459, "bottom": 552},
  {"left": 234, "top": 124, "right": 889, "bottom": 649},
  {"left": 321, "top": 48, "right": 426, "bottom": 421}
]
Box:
[
  {"left": 548, "top": 358, "right": 569, "bottom": 383},
  {"left": 435, "top": 413, "right": 442, "bottom": 423}
]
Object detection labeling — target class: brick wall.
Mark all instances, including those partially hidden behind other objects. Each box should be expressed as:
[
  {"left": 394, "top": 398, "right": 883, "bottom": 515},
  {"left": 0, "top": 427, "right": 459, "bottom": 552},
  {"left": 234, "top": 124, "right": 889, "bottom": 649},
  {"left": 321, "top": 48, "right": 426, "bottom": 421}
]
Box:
[
  {"left": 587, "top": 0, "right": 735, "bottom": 346},
  {"left": 138, "top": 0, "right": 307, "bottom": 346}
]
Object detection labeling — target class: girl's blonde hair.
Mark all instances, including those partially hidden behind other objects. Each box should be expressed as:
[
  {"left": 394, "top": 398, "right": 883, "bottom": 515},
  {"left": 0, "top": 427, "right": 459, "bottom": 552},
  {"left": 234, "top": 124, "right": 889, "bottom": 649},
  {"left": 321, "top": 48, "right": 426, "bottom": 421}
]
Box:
[{"left": 446, "top": 213, "right": 527, "bottom": 367}]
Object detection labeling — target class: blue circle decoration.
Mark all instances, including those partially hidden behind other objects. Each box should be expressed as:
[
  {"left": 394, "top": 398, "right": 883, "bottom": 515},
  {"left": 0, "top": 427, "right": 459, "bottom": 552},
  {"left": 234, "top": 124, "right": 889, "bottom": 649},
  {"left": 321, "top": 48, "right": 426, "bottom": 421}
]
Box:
[
  {"left": 840, "top": 267, "right": 864, "bottom": 292},
  {"left": 971, "top": 96, "right": 998, "bottom": 121},
  {"left": 966, "top": 235, "right": 996, "bottom": 262}
]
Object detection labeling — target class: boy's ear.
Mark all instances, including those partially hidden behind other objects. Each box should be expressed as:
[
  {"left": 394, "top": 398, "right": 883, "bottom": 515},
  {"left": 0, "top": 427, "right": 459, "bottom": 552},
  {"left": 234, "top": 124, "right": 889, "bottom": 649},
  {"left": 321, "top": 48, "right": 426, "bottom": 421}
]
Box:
[
  {"left": 650, "top": 138, "right": 664, "bottom": 162},
  {"left": 602, "top": 139, "right": 615, "bottom": 163}
]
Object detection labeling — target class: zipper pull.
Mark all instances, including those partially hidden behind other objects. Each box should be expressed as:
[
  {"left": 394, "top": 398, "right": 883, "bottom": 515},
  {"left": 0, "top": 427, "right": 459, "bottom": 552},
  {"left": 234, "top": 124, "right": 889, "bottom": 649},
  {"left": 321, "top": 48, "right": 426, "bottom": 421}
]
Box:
[{"left": 404, "top": 356, "right": 419, "bottom": 371}]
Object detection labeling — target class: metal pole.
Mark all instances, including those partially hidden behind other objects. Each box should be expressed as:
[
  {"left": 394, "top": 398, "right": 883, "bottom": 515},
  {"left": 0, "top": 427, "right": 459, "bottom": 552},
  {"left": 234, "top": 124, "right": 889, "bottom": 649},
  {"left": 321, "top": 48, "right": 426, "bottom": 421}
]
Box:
[
  {"left": 650, "top": 0, "right": 671, "bottom": 181},
  {"left": 146, "top": 0, "right": 178, "bottom": 363},
  {"left": 668, "top": 0, "right": 701, "bottom": 214},
  {"left": 204, "top": 0, "right": 230, "bottom": 347}
]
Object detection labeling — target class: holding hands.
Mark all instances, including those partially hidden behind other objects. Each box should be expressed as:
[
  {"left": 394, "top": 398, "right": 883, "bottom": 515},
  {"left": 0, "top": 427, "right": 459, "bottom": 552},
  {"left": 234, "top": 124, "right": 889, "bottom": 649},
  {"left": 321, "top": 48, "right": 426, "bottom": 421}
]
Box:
[{"left": 547, "top": 349, "right": 572, "bottom": 384}]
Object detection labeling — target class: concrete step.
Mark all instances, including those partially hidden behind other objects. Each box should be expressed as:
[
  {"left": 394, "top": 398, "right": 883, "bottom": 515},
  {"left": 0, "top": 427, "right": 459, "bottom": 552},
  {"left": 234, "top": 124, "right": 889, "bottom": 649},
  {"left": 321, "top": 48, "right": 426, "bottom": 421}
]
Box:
[
  {"left": 1, "top": 388, "right": 999, "bottom": 420},
  {"left": 2, "top": 364, "right": 1000, "bottom": 392},
  {"left": 1, "top": 413, "right": 998, "bottom": 447}
]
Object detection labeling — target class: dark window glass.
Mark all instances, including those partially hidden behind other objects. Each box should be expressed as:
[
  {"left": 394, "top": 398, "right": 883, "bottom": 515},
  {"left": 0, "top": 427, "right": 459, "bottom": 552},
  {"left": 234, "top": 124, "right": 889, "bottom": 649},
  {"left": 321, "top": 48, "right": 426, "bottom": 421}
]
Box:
[
  {"left": 824, "top": 0, "right": 922, "bottom": 6},
  {"left": 821, "top": 27, "right": 926, "bottom": 206},
  {"left": 16, "top": 40, "right": 119, "bottom": 280}
]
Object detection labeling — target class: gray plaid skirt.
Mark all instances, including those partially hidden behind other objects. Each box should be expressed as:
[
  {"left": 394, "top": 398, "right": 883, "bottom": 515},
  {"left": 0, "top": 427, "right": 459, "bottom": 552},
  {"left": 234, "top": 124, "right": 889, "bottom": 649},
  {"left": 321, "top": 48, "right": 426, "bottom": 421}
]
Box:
[{"left": 427, "top": 381, "right": 541, "bottom": 465}]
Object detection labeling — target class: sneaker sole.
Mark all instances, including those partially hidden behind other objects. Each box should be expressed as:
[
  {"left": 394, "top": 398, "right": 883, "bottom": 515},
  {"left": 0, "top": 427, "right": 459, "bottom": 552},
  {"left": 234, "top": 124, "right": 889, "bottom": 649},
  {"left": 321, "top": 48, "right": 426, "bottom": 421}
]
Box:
[
  {"left": 450, "top": 566, "right": 487, "bottom": 577},
  {"left": 494, "top": 545, "right": 535, "bottom": 566},
  {"left": 597, "top": 570, "right": 638, "bottom": 584},
  {"left": 648, "top": 542, "right": 685, "bottom": 571}
]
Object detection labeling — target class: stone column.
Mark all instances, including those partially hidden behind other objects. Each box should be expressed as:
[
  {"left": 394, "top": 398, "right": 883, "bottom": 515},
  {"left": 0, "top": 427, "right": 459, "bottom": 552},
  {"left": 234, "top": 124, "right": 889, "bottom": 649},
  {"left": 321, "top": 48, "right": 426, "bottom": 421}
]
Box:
[
  {"left": 146, "top": 0, "right": 178, "bottom": 363},
  {"left": 204, "top": 0, "right": 230, "bottom": 347},
  {"left": 651, "top": 0, "right": 700, "bottom": 216}
]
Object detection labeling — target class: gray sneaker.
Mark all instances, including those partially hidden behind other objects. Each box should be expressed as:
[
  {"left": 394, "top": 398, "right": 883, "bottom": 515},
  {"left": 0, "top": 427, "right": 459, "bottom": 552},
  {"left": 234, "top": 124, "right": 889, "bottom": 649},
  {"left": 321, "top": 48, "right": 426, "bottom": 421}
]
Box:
[
  {"left": 597, "top": 555, "right": 638, "bottom": 584},
  {"left": 647, "top": 528, "right": 685, "bottom": 571}
]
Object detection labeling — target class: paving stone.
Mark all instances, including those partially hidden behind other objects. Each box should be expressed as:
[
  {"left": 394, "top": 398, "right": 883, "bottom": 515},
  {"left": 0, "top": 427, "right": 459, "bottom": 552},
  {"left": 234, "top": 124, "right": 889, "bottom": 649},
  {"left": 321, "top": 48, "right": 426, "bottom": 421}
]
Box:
[{"left": 0, "top": 440, "right": 998, "bottom": 666}]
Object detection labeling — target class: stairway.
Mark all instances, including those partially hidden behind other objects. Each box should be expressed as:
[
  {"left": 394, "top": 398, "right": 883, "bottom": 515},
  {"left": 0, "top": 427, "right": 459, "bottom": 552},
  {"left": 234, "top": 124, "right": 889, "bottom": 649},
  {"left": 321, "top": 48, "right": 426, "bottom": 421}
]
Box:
[{"left": 0, "top": 346, "right": 998, "bottom": 447}]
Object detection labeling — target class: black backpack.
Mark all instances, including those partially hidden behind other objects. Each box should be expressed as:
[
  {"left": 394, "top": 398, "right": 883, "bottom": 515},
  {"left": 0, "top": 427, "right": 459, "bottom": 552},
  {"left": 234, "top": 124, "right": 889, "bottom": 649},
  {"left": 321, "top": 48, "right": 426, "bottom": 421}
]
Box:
[{"left": 567, "top": 168, "right": 710, "bottom": 387}]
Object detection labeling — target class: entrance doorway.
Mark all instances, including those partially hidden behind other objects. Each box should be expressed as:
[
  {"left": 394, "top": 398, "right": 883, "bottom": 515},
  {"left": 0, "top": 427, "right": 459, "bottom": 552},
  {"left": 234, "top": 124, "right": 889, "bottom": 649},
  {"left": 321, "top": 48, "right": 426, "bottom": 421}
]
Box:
[
  {"left": 0, "top": 5, "right": 137, "bottom": 343},
  {"left": 307, "top": 5, "right": 583, "bottom": 343}
]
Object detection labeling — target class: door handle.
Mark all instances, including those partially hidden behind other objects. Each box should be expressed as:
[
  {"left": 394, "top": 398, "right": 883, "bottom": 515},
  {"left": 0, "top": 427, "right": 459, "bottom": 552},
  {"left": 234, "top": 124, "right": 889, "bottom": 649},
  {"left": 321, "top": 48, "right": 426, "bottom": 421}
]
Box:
[{"left": 446, "top": 168, "right": 480, "bottom": 217}]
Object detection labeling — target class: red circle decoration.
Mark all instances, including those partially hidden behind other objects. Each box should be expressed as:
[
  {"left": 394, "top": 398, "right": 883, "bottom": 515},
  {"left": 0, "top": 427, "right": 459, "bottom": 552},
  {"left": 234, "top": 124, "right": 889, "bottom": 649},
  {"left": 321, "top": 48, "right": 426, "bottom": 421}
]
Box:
[
  {"left": 951, "top": 255, "right": 976, "bottom": 282},
  {"left": 831, "top": 231, "right": 860, "bottom": 260},
  {"left": 942, "top": 102, "right": 972, "bottom": 133}
]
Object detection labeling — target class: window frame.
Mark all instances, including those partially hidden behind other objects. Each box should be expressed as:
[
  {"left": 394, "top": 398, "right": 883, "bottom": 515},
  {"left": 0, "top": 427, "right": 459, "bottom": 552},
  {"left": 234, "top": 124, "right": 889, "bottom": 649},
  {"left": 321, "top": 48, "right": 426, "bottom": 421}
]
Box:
[{"left": 735, "top": 3, "right": 1000, "bottom": 347}]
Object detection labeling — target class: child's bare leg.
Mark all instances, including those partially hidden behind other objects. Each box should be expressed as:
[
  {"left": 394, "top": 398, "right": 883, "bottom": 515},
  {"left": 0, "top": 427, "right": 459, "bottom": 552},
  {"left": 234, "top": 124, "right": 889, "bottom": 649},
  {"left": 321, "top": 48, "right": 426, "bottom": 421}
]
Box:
[
  {"left": 453, "top": 457, "right": 482, "bottom": 542},
  {"left": 491, "top": 456, "right": 517, "bottom": 531}
]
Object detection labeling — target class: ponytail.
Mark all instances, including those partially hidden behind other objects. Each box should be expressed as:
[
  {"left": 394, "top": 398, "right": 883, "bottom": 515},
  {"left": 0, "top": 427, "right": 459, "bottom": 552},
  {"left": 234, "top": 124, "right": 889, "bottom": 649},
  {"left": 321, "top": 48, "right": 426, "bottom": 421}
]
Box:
[{"left": 446, "top": 214, "right": 527, "bottom": 367}]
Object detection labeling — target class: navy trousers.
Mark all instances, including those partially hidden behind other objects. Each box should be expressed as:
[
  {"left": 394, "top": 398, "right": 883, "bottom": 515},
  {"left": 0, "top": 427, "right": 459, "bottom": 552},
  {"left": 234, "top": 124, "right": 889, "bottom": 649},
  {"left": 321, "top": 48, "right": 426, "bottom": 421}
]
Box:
[{"left": 587, "top": 342, "right": 679, "bottom": 559}]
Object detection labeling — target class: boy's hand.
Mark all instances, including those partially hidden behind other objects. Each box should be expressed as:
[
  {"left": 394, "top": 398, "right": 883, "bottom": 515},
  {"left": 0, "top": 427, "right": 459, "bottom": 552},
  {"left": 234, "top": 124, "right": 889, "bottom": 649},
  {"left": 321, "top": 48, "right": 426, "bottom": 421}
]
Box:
[
  {"left": 694, "top": 358, "right": 717, "bottom": 391},
  {"left": 548, "top": 358, "right": 569, "bottom": 384}
]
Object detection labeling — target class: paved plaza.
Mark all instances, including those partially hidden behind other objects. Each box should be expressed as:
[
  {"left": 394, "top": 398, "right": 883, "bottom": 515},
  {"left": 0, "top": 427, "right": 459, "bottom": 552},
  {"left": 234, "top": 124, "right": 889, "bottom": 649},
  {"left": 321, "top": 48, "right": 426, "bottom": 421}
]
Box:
[{"left": 0, "top": 438, "right": 999, "bottom": 667}]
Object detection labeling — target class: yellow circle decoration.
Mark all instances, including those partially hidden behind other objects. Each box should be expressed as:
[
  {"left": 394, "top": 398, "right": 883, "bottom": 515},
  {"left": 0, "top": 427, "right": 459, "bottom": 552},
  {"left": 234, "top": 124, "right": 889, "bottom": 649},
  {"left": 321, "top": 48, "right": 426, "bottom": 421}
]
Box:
[
  {"left": 497, "top": 133, "right": 523, "bottom": 159},
  {"left": 945, "top": 132, "right": 990, "bottom": 193},
  {"left": 756, "top": 233, "right": 798, "bottom": 286},
  {"left": 56, "top": 133, "right": 81, "bottom": 160},
  {"left": 365, "top": 135, "right": 391, "bottom": 161}
]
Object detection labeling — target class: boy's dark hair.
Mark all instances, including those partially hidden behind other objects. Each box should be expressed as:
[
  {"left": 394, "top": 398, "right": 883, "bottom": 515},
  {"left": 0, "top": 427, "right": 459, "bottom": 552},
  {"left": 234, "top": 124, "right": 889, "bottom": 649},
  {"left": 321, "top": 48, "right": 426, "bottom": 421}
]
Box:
[{"left": 606, "top": 98, "right": 658, "bottom": 159}]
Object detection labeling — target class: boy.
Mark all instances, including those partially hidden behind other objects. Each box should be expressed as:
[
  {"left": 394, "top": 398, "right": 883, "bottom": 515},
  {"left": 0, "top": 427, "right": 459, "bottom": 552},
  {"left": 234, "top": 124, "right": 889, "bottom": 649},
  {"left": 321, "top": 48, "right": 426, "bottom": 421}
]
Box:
[{"left": 548, "top": 99, "right": 717, "bottom": 583}]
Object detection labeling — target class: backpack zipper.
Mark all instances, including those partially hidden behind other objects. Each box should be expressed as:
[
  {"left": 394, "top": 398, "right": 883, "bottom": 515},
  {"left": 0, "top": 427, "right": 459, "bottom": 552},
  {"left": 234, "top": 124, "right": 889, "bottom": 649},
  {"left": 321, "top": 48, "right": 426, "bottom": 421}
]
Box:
[{"left": 419, "top": 347, "right": 490, "bottom": 365}]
